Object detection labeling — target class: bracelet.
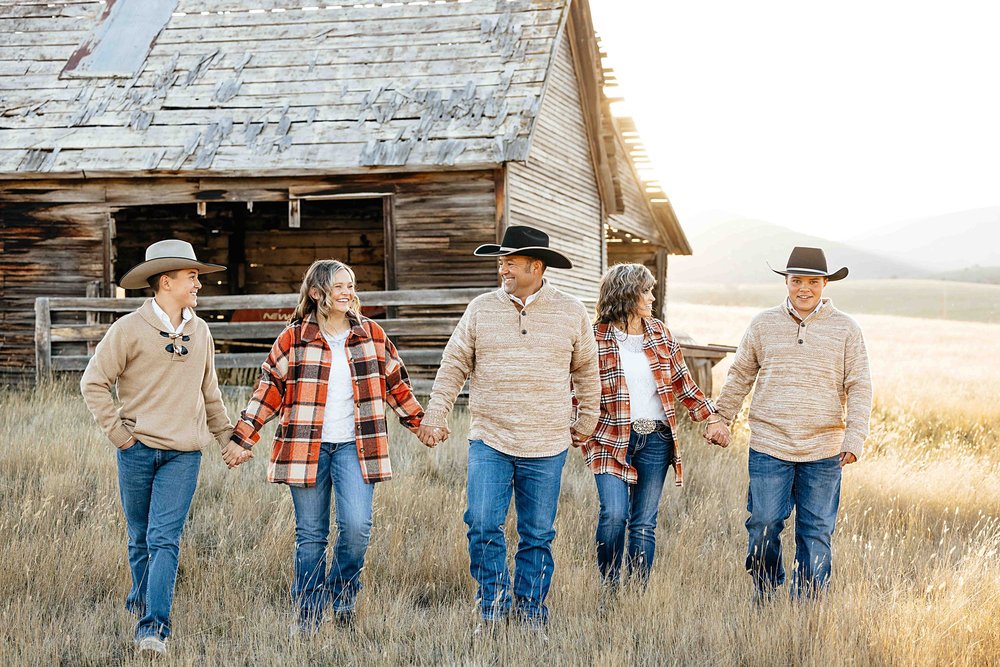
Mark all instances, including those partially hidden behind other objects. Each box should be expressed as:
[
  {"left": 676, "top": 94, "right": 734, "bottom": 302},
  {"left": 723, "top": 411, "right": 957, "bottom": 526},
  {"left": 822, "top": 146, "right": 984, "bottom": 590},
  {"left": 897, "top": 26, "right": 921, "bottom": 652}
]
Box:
[{"left": 705, "top": 416, "right": 725, "bottom": 425}]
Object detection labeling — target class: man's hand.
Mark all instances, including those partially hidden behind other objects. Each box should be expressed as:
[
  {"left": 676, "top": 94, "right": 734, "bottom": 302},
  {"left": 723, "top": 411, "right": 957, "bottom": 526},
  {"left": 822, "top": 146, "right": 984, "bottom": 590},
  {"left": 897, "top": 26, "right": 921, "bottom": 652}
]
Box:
[
  {"left": 839, "top": 452, "right": 857, "bottom": 467},
  {"left": 120, "top": 436, "right": 138, "bottom": 450},
  {"left": 416, "top": 424, "right": 449, "bottom": 448},
  {"left": 704, "top": 420, "right": 730, "bottom": 448},
  {"left": 570, "top": 428, "right": 589, "bottom": 448},
  {"left": 222, "top": 441, "right": 252, "bottom": 469}
]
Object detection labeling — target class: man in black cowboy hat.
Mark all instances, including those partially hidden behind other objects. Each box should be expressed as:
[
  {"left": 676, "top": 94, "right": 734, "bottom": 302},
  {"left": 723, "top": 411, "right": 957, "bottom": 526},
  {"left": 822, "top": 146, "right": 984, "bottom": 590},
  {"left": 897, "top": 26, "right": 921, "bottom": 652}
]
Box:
[
  {"left": 708, "top": 246, "right": 872, "bottom": 602},
  {"left": 81, "top": 240, "right": 233, "bottom": 654},
  {"left": 418, "top": 225, "right": 600, "bottom": 630}
]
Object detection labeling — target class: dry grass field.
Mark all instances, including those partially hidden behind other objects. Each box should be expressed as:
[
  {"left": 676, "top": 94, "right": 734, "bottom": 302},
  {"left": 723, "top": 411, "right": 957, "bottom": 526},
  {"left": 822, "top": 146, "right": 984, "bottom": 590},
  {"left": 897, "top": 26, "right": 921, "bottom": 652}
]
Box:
[{"left": 2, "top": 303, "right": 999, "bottom": 666}]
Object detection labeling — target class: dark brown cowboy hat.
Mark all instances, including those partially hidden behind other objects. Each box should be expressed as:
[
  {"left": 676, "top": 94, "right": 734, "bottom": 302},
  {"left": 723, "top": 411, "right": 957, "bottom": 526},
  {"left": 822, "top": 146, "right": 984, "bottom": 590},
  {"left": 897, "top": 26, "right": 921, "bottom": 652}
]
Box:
[
  {"left": 119, "top": 239, "right": 226, "bottom": 289},
  {"left": 473, "top": 225, "right": 573, "bottom": 269},
  {"left": 769, "top": 246, "right": 848, "bottom": 281}
]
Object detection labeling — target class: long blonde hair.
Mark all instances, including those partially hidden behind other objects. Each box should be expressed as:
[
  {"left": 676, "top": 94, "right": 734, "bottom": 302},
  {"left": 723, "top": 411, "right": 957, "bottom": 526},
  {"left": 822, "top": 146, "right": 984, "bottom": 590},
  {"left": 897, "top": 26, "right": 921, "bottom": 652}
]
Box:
[
  {"left": 594, "top": 263, "right": 655, "bottom": 327},
  {"left": 292, "top": 259, "right": 362, "bottom": 322}
]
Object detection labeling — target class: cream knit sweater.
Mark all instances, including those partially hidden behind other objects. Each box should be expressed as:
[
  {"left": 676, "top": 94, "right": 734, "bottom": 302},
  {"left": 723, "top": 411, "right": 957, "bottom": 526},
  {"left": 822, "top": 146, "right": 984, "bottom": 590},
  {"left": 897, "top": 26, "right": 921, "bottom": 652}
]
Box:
[
  {"left": 81, "top": 299, "right": 233, "bottom": 451},
  {"left": 422, "top": 284, "right": 600, "bottom": 458},
  {"left": 715, "top": 299, "right": 872, "bottom": 461}
]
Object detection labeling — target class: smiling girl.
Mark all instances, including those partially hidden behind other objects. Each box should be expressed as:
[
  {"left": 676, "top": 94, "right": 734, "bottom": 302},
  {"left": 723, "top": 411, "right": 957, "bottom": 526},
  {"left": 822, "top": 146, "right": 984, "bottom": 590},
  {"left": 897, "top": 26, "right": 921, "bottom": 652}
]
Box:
[{"left": 224, "top": 259, "right": 427, "bottom": 634}]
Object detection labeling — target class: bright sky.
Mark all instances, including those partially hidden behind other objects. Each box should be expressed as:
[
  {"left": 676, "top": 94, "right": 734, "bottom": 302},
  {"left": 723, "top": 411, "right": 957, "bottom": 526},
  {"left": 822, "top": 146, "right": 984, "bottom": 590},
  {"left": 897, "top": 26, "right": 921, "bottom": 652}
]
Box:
[{"left": 588, "top": 0, "right": 1000, "bottom": 241}]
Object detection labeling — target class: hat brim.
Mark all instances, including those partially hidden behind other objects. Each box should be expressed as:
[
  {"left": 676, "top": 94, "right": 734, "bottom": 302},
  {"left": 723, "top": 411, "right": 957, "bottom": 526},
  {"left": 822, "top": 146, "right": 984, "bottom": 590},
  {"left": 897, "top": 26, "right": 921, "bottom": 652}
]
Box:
[
  {"left": 769, "top": 264, "right": 849, "bottom": 281},
  {"left": 119, "top": 258, "right": 227, "bottom": 289},
  {"left": 473, "top": 244, "right": 573, "bottom": 269}
]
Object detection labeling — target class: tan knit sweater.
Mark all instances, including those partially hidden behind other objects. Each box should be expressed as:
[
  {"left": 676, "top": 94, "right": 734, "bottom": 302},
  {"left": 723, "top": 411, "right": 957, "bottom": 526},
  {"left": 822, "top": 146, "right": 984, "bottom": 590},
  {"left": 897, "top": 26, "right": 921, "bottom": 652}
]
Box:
[
  {"left": 81, "top": 299, "right": 233, "bottom": 451},
  {"left": 715, "top": 299, "right": 872, "bottom": 461},
  {"left": 422, "top": 284, "right": 600, "bottom": 458}
]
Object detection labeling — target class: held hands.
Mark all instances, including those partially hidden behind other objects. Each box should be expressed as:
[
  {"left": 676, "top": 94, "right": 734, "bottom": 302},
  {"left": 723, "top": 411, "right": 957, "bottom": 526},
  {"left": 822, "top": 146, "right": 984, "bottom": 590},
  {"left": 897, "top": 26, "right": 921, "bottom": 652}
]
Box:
[
  {"left": 221, "top": 440, "right": 253, "bottom": 469},
  {"left": 415, "top": 424, "right": 449, "bottom": 448},
  {"left": 570, "top": 428, "right": 589, "bottom": 448},
  {"left": 703, "top": 418, "right": 731, "bottom": 448}
]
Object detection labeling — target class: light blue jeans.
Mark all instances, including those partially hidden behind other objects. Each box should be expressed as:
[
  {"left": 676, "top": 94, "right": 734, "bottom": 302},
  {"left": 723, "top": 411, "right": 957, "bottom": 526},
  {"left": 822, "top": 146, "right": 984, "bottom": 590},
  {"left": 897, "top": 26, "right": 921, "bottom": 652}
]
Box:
[
  {"left": 288, "top": 441, "right": 374, "bottom": 625},
  {"left": 464, "top": 439, "right": 567, "bottom": 626},
  {"left": 594, "top": 428, "right": 674, "bottom": 587},
  {"left": 746, "top": 448, "right": 843, "bottom": 599},
  {"left": 117, "top": 441, "right": 202, "bottom": 641}
]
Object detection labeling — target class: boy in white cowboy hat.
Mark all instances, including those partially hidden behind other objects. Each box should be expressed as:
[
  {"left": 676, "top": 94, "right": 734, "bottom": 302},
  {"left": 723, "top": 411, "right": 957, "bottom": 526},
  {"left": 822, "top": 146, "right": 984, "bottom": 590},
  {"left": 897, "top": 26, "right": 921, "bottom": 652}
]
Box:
[
  {"left": 81, "top": 239, "right": 233, "bottom": 654},
  {"left": 706, "top": 246, "right": 872, "bottom": 603}
]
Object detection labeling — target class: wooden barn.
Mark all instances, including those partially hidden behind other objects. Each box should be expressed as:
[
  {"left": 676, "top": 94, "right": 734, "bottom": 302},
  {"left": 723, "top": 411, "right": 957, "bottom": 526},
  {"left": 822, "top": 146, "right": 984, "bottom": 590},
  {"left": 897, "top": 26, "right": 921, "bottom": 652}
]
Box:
[{"left": 0, "top": 0, "right": 730, "bottom": 387}]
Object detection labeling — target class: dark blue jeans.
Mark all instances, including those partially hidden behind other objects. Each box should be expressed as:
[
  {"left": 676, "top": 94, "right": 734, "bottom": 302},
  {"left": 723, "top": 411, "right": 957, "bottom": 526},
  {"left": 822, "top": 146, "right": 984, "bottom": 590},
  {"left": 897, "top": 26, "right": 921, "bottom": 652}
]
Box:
[
  {"left": 594, "top": 428, "right": 674, "bottom": 587},
  {"left": 288, "top": 441, "right": 374, "bottom": 625},
  {"left": 117, "top": 442, "right": 202, "bottom": 641},
  {"left": 464, "top": 439, "right": 567, "bottom": 625},
  {"left": 746, "top": 448, "right": 843, "bottom": 599}
]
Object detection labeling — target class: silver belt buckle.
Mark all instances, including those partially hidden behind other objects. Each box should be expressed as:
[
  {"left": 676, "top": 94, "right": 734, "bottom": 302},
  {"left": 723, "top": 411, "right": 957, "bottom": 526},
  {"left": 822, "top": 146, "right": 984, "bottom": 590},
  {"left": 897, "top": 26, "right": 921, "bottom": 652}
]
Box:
[{"left": 632, "top": 418, "right": 658, "bottom": 435}]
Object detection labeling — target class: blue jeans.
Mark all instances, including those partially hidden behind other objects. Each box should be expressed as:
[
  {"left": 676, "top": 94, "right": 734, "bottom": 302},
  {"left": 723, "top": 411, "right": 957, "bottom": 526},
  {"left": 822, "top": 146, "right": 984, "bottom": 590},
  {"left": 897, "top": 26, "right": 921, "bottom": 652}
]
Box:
[
  {"left": 745, "top": 448, "right": 843, "bottom": 599},
  {"left": 464, "top": 439, "right": 567, "bottom": 625},
  {"left": 594, "top": 428, "right": 674, "bottom": 587},
  {"left": 288, "top": 441, "right": 374, "bottom": 625},
  {"left": 117, "top": 442, "right": 202, "bottom": 641}
]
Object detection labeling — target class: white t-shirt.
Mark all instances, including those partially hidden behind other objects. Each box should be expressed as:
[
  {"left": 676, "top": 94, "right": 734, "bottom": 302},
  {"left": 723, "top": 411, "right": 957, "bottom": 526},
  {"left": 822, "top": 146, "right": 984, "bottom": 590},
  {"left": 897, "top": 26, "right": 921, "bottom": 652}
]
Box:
[
  {"left": 613, "top": 329, "right": 667, "bottom": 422},
  {"left": 321, "top": 329, "right": 356, "bottom": 443}
]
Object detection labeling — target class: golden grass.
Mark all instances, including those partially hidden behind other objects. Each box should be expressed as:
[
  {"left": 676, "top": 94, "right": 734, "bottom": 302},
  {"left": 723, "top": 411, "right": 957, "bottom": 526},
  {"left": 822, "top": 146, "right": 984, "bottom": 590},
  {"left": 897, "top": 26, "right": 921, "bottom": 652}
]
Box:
[{"left": 2, "top": 304, "right": 999, "bottom": 665}]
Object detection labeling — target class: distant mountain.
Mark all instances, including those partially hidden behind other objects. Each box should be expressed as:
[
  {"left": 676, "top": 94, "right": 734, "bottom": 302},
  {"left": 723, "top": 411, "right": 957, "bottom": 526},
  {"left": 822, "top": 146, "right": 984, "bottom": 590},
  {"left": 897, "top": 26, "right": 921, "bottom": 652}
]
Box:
[
  {"left": 669, "top": 216, "right": 924, "bottom": 284},
  {"left": 847, "top": 207, "right": 1000, "bottom": 272},
  {"left": 932, "top": 265, "right": 1000, "bottom": 285}
]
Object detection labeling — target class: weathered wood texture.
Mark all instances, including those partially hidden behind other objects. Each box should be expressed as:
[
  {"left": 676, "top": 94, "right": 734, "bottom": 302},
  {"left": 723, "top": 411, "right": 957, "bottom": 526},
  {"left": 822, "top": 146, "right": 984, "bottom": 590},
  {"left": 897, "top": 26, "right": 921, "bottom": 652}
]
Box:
[
  {"left": 507, "top": 30, "right": 603, "bottom": 305},
  {"left": 0, "top": 0, "right": 571, "bottom": 175},
  {"left": 0, "top": 170, "right": 499, "bottom": 379}
]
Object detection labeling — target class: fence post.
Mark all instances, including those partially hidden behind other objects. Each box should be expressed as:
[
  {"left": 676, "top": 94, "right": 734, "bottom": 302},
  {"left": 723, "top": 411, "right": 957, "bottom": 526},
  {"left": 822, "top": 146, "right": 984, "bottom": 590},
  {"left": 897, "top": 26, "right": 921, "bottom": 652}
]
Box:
[{"left": 34, "top": 297, "right": 52, "bottom": 384}]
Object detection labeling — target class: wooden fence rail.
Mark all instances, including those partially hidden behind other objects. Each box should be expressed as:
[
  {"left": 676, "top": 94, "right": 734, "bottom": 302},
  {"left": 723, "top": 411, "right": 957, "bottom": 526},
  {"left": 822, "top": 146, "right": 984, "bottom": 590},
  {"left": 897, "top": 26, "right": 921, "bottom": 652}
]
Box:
[
  {"left": 34, "top": 288, "right": 735, "bottom": 392},
  {"left": 34, "top": 288, "right": 485, "bottom": 384}
]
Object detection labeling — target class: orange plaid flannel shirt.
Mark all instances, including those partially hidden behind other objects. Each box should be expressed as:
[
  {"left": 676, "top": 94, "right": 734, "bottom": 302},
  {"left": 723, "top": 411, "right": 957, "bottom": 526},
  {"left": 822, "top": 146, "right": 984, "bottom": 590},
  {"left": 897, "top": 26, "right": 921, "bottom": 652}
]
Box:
[
  {"left": 582, "top": 319, "right": 716, "bottom": 486},
  {"left": 231, "top": 313, "right": 423, "bottom": 486}
]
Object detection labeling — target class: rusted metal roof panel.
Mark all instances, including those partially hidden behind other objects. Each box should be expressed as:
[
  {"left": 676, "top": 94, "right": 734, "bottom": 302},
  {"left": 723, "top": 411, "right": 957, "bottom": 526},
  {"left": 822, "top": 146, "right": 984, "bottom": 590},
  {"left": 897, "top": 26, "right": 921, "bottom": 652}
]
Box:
[{"left": 0, "top": 0, "right": 570, "bottom": 176}]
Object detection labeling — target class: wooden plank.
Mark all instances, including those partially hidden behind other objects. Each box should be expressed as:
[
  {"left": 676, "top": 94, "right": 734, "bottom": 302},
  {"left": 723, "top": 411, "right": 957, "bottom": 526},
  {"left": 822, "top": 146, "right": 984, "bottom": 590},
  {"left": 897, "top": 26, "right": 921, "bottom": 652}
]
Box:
[
  {"left": 46, "top": 287, "right": 484, "bottom": 311},
  {"left": 34, "top": 296, "right": 52, "bottom": 381}
]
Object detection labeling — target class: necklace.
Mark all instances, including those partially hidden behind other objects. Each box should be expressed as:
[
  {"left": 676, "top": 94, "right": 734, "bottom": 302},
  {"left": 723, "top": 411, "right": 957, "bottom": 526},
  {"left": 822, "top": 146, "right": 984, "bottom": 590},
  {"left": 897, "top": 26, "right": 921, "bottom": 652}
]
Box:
[{"left": 612, "top": 326, "right": 644, "bottom": 353}]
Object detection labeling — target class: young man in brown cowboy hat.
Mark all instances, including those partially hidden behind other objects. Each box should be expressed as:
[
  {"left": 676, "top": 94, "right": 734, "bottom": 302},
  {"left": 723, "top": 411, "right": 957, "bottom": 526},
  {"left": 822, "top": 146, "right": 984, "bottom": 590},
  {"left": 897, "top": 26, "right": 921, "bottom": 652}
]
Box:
[
  {"left": 81, "top": 239, "right": 233, "bottom": 654},
  {"left": 417, "top": 225, "right": 601, "bottom": 630},
  {"left": 706, "top": 246, "right": 872, "bottom": 602}
]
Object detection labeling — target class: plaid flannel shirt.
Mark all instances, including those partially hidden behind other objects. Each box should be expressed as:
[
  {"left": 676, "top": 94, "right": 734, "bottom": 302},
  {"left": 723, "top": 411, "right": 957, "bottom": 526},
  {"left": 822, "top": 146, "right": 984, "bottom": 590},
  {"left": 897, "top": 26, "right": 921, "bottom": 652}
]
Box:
[
  {"left": 231, "top": 313, "right": 423, "bottom": 486},
  {"left": 582, "top": 319, "right": 716, "bottom": 486}
]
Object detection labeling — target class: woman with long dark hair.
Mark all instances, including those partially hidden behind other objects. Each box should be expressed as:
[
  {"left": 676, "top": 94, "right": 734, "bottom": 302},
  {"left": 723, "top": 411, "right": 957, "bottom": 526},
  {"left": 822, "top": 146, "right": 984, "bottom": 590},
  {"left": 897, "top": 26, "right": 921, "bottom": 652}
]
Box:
[
  {"left": 223, "top": 259, "right": 431, "bottom": 633},
  {"left": 582, "top": 263, "right": 729, "bottom": 591}
]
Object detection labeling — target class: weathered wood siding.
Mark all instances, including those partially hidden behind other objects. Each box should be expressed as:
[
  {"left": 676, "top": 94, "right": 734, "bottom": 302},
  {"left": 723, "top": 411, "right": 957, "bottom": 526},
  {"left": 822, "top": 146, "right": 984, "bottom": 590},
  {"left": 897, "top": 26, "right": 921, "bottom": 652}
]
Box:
[
  {"left": 0, "top": 0, "right": 569, "bottom": 175},
  {"left": 507, "top": 31, "right": 603, "bottom": 304},
  {"left": 0, "top": 170, "right": 497, "bottom": 379}
]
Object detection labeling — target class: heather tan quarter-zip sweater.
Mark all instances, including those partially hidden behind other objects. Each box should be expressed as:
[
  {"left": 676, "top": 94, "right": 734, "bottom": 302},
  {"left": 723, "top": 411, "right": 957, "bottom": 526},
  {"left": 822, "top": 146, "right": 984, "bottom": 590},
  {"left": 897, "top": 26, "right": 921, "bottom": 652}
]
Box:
[
  {"left": 714, "top": 299, "right": 872, "bottom": 461},
  {"left": 422, "top": 284, "right": 600, "bottom": 458},
  {"left": 81, "top": 299, "right": 233, "bottom": 451}
]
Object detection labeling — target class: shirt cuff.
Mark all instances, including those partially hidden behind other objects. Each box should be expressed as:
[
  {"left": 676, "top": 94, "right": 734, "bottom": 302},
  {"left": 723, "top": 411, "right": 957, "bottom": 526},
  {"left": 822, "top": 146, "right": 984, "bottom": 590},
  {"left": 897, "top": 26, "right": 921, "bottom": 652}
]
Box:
[
  {"left": 109, "top": 424, "right": 134, "bottom": 449},
  {"left": 420, "top": 408, "right": 448, "bottom": 428}
]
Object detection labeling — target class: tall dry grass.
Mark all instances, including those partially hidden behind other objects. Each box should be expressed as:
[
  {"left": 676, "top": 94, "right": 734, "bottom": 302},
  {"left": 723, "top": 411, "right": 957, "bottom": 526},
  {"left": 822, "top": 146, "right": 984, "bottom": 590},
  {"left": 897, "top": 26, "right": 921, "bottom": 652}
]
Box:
[{"left": 2, "top": 305, "right": 999, "bottom": 665}]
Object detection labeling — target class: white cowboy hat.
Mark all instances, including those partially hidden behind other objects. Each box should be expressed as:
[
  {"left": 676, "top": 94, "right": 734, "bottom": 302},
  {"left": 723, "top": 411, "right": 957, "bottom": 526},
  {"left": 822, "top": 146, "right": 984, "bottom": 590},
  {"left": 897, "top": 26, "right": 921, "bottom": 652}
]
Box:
[{"left": 119, "top": 239, "right": 226, "bottom": 289}]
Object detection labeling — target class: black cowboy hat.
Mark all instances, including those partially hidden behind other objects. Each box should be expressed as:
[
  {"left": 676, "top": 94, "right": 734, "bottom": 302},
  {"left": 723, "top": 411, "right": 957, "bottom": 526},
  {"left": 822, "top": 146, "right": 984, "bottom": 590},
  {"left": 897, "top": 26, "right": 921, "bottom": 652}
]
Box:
[
  {"left": 769, "top": 246, "right": 849, "bottom": 281},
  {"left": 473, "top": 225, "right": 573, "bottom": 269}
]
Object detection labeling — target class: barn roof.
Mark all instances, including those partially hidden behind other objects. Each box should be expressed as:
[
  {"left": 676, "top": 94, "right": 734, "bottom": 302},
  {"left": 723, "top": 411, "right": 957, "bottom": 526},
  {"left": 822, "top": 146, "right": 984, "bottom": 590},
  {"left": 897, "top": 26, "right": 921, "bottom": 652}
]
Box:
[{"left": 0, "top": 0, "right": 569, "bottom": 177}]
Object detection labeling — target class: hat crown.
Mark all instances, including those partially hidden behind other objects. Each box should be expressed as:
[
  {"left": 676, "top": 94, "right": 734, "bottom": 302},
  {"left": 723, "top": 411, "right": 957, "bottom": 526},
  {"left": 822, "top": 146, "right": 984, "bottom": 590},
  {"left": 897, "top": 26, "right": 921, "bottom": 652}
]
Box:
[
  {"left": 145, "top": 239, "right": 199, "bottom": 262},
  {"left": 785, "top": 246, "right": 829, "bottom": 273},
  {"left": 499, "top": 225, "right": 551, "bottom": 250}
]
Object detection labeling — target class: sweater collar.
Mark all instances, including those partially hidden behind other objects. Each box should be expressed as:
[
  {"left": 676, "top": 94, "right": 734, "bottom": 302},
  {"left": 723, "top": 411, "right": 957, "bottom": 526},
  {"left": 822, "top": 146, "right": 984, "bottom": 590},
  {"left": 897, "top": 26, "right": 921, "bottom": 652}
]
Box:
[
  {"left": 495, "top": 280, "right": 553, "bottom": 308},
  {"left": 783, "top": 297, "right": 833, "bottom": 323},
  {"left": 138, "top": 298, "right": 191, "bottom": 333}
]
